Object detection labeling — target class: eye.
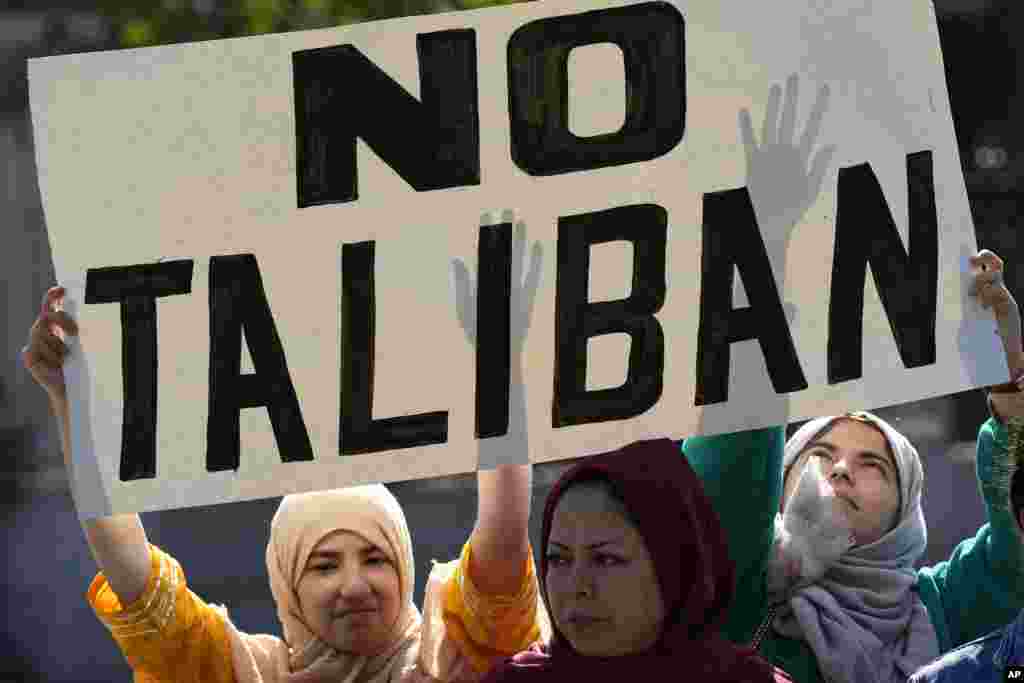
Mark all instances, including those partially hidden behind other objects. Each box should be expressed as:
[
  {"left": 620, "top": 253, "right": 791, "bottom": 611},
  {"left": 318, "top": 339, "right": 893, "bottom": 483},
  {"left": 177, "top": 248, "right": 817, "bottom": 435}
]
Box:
[
  {"left": 595, "top": 553, "right": 625, "bottom": 567},
  {"left": 545, "top": 554, "right": 568, "bottom": 567},
  {"left": 811, "top": 448, "right": 834, "bottom": 461},
  {"left": 865, "top": 461, "right": 889, "bottom": 476},
  {"left": 310, "top": 563, "right": 336, "bottom": 574},
  {"left": 366, "top": 555, "right": 389, "bottom": 566}
]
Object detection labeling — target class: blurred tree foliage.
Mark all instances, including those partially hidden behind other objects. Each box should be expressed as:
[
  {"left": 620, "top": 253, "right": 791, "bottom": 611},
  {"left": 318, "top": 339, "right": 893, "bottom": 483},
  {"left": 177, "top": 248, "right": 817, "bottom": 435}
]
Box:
[{"left": 94, "top": 0, "right": 525, "bottom": 48}]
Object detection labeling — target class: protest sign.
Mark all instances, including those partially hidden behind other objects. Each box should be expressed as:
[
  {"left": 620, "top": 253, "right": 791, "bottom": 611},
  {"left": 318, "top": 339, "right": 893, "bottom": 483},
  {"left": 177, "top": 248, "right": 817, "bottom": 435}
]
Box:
[{"left": 28, "top": 0, "right": 1007, "bottom": 519}]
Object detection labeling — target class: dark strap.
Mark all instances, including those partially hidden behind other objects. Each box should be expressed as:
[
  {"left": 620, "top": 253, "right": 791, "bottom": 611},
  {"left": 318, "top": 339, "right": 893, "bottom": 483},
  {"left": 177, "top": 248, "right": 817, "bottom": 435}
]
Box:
[{"left": 750, "top": 603, "right": 780, "bottom": 651}]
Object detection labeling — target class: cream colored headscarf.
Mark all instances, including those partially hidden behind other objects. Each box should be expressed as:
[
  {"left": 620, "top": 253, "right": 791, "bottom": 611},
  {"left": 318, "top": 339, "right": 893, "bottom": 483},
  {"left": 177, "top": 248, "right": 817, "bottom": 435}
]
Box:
[{"left": 216, "top": 485, "right": 423, "bottom": 683}]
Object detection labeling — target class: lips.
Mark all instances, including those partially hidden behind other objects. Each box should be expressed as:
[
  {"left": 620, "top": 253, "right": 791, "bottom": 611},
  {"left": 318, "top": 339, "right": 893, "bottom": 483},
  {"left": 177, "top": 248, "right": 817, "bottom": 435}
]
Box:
[
  {"left": 835, "top": 493, "right": 859, "bottom": 510},
  {"left": 337, "top": 608, "right": 377, "bottom": 619},
  {"left": 827, "top": 481, "right": 858, "bottom": 510},
  {"left": 565, "top": 611, "right": 606, "bottom": 628}
]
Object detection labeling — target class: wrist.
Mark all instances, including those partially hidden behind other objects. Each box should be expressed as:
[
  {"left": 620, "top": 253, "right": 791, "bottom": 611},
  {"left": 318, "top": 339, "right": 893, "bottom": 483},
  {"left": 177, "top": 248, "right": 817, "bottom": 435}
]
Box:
[
  {"left": 992, "top": 294, "right": 1017, "bottom": 313},
  {"left": 48, "top": 390, "right": 68, "bottom": 415},
  {"left": 988, "top": 393, "right": 1006, "bottom": 425},
  {"left": 1009, "top": 351, "right": 1024, "bottom": 374}
]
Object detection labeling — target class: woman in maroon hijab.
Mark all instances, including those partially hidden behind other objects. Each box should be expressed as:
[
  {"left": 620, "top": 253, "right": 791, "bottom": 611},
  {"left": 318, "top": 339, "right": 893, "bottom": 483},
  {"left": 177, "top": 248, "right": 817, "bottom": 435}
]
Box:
[{"left": 481, "top": 438, "right": 791, "bottom": 683}]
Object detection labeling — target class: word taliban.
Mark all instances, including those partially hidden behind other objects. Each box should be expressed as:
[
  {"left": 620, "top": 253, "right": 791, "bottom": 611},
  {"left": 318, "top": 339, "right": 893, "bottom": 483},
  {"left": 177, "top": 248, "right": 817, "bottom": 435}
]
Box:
[{"left": 81, "top": 2, "right": 938, "bottom": 480}]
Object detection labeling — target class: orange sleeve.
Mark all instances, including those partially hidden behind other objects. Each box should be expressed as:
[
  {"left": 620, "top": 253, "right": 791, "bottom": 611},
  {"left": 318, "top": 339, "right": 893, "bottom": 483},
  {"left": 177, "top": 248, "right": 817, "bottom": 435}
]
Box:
[
  {"left": 440, "top": 539, "right": 544, "bottom": 675},
  {"left": 86, "top": 544, "right": 236, "bottom": 683}
]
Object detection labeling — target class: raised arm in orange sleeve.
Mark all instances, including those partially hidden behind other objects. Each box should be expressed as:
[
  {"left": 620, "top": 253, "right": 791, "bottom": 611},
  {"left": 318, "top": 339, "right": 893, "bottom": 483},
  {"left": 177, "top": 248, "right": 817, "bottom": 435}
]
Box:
[
  {"left": 87, "top": 543, "right": 237, "bottom": 683},
  {"left": 438, "top": 539, "right": 547, "bottom": 675}
]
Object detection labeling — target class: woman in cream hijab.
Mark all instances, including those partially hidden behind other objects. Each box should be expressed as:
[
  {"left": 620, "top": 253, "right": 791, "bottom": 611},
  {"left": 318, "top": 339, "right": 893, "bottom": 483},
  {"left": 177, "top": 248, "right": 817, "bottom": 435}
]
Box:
[
  {"left": 24, "top": 227, "right": 548, "bottom": 683},
  {"left": 29, "top": 339, "right": 546, "bottom": 683},
  {"left": 221, "top": 482, "right": 549, "bottom": 683}
]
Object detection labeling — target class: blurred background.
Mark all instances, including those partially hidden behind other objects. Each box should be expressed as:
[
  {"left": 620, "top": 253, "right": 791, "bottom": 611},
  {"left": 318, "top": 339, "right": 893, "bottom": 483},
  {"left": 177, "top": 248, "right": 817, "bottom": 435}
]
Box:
[{"left": 1, "top": 0, "right": 1021, "bottom": 680}]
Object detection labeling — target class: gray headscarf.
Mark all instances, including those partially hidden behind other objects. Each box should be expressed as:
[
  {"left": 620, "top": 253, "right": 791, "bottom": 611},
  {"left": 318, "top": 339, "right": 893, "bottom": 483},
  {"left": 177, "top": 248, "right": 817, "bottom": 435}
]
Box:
[{"left": 773, "top": 411, "right": 940, "bottom": 683}]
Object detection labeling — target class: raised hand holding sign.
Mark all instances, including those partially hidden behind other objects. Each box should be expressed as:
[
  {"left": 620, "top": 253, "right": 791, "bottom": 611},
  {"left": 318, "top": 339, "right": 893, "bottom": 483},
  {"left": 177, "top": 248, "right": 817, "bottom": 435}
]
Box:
[
  {"left": 967, "top": 249, "right": 1024, "bottom": 421},
  {"left": 23, "top": 286, "right": 78, "bottom": 402}
]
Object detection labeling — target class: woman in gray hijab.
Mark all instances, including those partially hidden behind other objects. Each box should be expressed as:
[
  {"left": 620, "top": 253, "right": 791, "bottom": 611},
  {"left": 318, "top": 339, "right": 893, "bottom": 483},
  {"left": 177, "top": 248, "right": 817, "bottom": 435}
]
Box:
[{"left": 683, "top": 249, "right": 1024, "bottom": 683}]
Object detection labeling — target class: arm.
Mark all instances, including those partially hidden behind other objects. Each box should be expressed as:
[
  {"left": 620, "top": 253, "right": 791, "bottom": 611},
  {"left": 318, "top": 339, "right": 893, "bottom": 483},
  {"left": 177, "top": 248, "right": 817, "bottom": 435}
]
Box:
[
  {"left": 86, "top": 542, "right": 237, "bottom": 683},
  {"left": 469, "top": 463, "right": 532, "bottom": 596},
  {"left": 27, "top": 288, "right": 234, "bottom": 682},
  {"left": 431, "top": 215, "right": 544, "bottom": 678},
  {"left": 917, "top": 251, "right": 1024, "bottom": 650},
  {"left": 456, "top": 213, "right": 540, "bottom": 596},
  {"left": 683, "top": 426, "right": 786, "bottom": 643},
  {"left": 50, "top": 392, "right": 152, "bottom": 606},
  {"left": 451, "top": 367, "right": 537, "bottom": 671},
  {"left": 25, "top": 288, "right": 151, "bottom": 606},
  {"left": 916, "top": 415, "right": 1024, "bottom": 651}
]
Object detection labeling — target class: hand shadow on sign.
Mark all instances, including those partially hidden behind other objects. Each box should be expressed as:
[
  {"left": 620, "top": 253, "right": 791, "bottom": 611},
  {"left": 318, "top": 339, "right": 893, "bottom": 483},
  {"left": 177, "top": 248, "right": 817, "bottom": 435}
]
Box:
[
  {"left": 957, "top": 242, "right": 1010, "bottom": 387},
  {"left": 452, "top": 210, "right": 543, "bottom": 470},
  {"left": 695, "top": 75, "right": 837, "bottom": 438},
  {"left": 741, "top": 73, "right": 837, "bottom": 295},
  {"left": 59, "top": 290, "right": 112, "bottom": 523}
]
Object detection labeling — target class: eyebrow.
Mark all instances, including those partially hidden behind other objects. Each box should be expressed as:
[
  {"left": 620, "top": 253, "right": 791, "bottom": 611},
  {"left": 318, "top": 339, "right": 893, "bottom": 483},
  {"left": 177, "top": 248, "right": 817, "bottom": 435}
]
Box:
[
  {"left": 548, "top": 538, "right": 625, "bottom": 550},
  {"left": 808, "top": 441, "right": 896, "bottom": 476},
  {"left": 308, "top": 545, "right": 381, "bottom": 560}
]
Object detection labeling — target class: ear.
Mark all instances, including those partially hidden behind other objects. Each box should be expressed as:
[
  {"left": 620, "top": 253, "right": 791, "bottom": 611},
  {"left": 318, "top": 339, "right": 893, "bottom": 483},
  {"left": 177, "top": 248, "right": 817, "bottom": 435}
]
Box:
[{"left": 1017, "top": 508, "right": 1024, "bottom": 536}]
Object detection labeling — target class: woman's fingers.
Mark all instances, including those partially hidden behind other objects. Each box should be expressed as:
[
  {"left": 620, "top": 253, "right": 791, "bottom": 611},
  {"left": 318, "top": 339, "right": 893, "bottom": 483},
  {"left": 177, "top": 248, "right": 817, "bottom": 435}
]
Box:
[
  {"left": 970, "top": 268, "right": 1010, "bottom": 310},
  {"left": 41, "top": 286, "right": 65, "bottom": 315},
  {"left": 27, "top": 311, "right": 76, "bottom": 366},
  {"left": 973, "top": 270, "right": 1004, "bottom": 292},
  {"left": 23, "top": 290, "right": 74, "bottom": 396},
  {"left": 31, "top": 311, "right": 78, "bottom": 351},
  {"left": 21, "top": 346, "right": 36, "bottom": 370},
  {"left": 40, "top": 329, "right": 68, "bottom": 358},
  {"left": 46, "top": 310, "right": 79, "bottom": 338},
  {"left": 970, "top": 249, "right": 1004, "bottom": 273},
  {"left": 31, "top": 332, "right": 62, "bottom": 367}
]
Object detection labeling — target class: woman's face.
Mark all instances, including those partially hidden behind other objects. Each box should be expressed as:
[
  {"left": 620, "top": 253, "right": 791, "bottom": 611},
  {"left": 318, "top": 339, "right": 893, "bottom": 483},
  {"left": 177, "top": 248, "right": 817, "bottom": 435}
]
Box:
[
  {"left": 295, "top": 530, "right": 402, "bottom": 656},
  {"left": 782, "top": 418, "right": 901, "bottom": 546},
  {"left": 544, "top": 484, "right": 665, "bottom": 657}
]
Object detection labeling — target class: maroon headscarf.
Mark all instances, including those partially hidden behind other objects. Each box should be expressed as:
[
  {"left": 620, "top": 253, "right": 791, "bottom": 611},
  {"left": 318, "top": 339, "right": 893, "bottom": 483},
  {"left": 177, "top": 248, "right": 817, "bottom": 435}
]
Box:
[{"left": 480, "top": 438, "right": 789, "bottom": 683}]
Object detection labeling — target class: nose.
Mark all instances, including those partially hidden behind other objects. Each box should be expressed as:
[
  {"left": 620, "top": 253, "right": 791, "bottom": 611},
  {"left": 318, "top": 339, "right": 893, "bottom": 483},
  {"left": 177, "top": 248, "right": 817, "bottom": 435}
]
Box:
[
  {"left": 337, "top": 567, "right": 373, "bottom": 600},
  {"left": 570, "top": 562, "right": 596, "bottom": 598},
  {"left": 830, "top": 457, "right": 853, "bottom": 483}
]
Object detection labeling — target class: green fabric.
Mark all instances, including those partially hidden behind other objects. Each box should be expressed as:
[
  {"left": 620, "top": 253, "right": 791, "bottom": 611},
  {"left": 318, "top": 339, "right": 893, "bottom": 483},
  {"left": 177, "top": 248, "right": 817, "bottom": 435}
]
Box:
[
  {"left": 682, "top": 427, "right": 782, "bottom": 645},
  {"left": 681, "top": 417, "right": 1024, "bottom": 683},
  {"left": 916, "top": 417, "right": 1024, "bottom": 652}
]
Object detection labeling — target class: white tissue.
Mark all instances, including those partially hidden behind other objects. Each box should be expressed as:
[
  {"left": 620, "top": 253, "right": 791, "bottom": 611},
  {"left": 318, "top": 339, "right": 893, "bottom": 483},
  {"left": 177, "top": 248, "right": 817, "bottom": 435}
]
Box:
[{"left": 766, "top": 458, "right": 855, "bottom": 602}]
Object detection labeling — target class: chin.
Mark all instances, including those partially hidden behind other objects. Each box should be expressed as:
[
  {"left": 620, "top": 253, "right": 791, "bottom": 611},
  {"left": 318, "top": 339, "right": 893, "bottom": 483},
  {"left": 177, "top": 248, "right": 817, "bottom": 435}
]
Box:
[
  {"left": 568, "top": 640, "right": 607, "bottom": 657},
  {"left": 330, "top": 632, "right": 391, "bottom": 657},
  {"left": 565, "top": 634, "right": 622, "bottom": 657},
  {"left": 572, "top": 642, "right": 634, "bottom": 657}
]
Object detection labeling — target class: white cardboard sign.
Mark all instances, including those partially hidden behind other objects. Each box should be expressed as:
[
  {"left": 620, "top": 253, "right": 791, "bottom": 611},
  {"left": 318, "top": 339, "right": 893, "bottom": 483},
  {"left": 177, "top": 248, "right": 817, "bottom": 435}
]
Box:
[{"left": 28, "top": 0, "right": 1006, "bottom": 519}]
